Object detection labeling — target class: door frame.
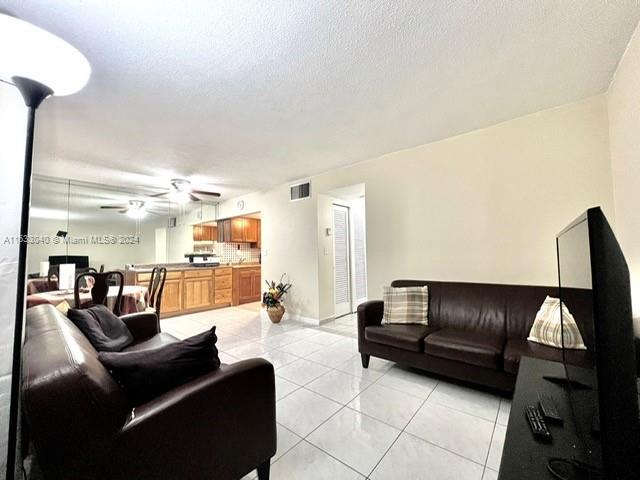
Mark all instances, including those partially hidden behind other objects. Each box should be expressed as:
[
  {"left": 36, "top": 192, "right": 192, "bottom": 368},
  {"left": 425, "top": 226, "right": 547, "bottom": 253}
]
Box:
[{"left": 333, "top": 203, "right": 352, "bottom": 318}]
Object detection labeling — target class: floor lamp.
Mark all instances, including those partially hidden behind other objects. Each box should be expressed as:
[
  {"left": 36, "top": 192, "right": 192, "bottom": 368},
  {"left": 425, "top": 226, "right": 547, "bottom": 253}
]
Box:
[{"left": 0, "top": 13, "right": 90, "bottom": 479}]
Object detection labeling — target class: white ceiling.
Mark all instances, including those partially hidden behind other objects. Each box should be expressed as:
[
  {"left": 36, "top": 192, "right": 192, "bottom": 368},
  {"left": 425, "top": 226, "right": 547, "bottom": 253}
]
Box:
[{"left": 3, "top": 1, "right": 640, "bottom": 200}]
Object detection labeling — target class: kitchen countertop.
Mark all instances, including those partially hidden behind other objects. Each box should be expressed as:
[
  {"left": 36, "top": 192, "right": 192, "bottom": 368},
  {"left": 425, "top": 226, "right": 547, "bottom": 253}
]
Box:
[{"left": 129, "top": 263, "right": 260, "bottom": 273}]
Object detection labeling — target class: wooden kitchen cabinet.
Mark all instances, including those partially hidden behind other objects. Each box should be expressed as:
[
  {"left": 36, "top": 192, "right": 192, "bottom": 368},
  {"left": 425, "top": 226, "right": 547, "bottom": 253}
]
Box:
[
  {"left": 216, "top": 217, "right": 260, "bottom": 244},
  {"left": 232, "top": 266, "right": 261, "bottom": 305},
  {"left": 161, "top": 278, "right": 183, "bottom": 315},
  {"left": 193, "top": 225, "right": 217, "bottom": 242},
  {"left": 214, "top": 267, "right": 232, "bottom": 307},
  {"left": 217, "top": 219, "right": 231, "bottom": 243},
  {"left": 132, "top": 266, "right": 234, "bottom": 317},
  {"left": 243, "top": 218, "right": 258, "bottom": 243},
  {"left": 183, "top": 269, "right": 214, "bottom": 310},
  {"left": 252, "top": 267, "right": 262, "bottom": 297},
  {"left": 230, "top": 218, "right": 245, "bottom": 242}
]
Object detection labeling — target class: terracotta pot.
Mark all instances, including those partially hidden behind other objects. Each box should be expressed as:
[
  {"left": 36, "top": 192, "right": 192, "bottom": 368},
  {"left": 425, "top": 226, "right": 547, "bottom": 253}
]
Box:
[{"left": 267, "top": 304, "right": 285, "bottom": 323}]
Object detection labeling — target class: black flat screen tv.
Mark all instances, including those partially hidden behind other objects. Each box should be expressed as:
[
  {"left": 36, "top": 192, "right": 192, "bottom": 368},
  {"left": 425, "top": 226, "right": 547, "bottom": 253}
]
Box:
[
  {"left": 556, "top": 207, "right": 639, "bottom": 479},
  {"left": 48, "top": 255, "right": 89, "bottom": 269}
]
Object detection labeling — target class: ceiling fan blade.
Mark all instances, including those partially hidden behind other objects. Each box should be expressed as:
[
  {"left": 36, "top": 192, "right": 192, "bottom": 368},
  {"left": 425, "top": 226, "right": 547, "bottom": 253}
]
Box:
[
  {"left": 192, "top": 189, "right": 221, "bottom": 197},
  {"left": 189, "top": 193, "right": 200, "bottom": 202},
  {"left": 118, "top": 210, "right": 128, "bottom": 214},
  {"left": 147, "top": 191, "right": 168, "bottom": 198},
  {"left": 100, "top": 205, "right": 126, "bottom": 209}
]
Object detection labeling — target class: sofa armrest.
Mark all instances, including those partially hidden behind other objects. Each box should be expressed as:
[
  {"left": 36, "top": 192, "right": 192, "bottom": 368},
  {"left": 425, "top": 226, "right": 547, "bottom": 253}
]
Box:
[
  {"left": 358, "top": 300, "right": 384, "bottom": 341},
  {"left": 119, "top": 311, "right": 159, "bottom": 341},
  {"left": 111, "top": 359, "right": 276, "bottom": 480}
]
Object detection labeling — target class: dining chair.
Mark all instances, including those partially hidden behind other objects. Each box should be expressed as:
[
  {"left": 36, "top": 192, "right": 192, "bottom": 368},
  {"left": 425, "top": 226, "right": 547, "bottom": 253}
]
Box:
[
  {"left": 146, "top": 266, "right": 167, "bottom": 320},
  {"left": 75, "top": 267, "right": 98, "bottom": 289},
  {"left": 47, "top": 265, "right": 59, "bottom": 282},
  {"left": 74, "top": 271, "right": 125, "bottom": 315}
]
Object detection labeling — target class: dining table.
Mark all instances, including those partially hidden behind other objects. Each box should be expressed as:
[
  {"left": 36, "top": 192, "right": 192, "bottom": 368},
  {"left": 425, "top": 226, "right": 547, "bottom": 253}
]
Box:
[
  {"left": 26, "top": 277, "right": 58, "bottom": 295},
  {"left": 26, "top": 285, "right": 149, "bottom": 315}
]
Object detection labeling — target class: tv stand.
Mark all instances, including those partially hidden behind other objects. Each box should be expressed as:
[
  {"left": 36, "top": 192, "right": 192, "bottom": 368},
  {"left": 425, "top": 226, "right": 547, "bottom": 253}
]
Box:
[
  {"left": 543, "top": 374, "right": 592, "bottom": 390},
  {"left": 498, "top": 357, "right": 601, "bottom": 480},
  {"left": 547, "top": 458, "right": 601, "bottom": 480}
]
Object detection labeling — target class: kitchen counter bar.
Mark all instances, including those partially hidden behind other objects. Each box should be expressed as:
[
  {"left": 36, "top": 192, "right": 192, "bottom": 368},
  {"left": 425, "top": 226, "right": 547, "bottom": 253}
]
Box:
[
  {"left": 129, "top": 263, "right": 260, "bottom": 273},
  {"left": 124, "top": 264, "right": 260, "bottom": 318}
]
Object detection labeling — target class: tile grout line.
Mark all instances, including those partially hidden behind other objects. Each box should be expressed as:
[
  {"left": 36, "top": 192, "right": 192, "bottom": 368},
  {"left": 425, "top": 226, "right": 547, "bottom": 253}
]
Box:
[
  {"left": 181, "top": 310, "right": 500, "bottom": 476},
  {"left": 365, "top": 379, "right": 440, "bottom": 478},
  {"left": 482, "top": 399, "right": 504, "bottom": 470}
]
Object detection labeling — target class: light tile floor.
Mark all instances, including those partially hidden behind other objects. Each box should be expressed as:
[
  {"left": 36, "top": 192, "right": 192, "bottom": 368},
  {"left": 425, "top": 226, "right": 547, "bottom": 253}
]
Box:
[{"left": 161, "top": 303, "right": 509, "bottom": 480}]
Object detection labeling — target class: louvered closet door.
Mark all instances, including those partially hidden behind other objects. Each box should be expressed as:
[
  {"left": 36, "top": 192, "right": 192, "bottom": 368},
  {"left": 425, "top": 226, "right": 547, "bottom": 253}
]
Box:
[{"left": 333, "top": 204, "right": 351, "bottom": 317}]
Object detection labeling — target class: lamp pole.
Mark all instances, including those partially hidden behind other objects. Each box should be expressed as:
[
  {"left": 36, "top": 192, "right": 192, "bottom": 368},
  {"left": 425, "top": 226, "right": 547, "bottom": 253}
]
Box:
[{"left": 6, "top": 76, "right": 52, "bottom": 480}]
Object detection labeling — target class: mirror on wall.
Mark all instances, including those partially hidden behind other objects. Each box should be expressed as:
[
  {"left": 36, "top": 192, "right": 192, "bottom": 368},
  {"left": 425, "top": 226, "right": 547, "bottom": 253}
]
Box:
[{"left": 26, "top": 175, "right": 220, "bottom": 275}]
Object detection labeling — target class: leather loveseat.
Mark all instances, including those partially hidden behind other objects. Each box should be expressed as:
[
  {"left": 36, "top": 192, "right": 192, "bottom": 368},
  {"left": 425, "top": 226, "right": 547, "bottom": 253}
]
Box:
[
  {"left": 22, "top": 304, "right": 276, "bottom": 480},
  {"left": 358, "top": 280, "right": 591, "bottom": 393}
]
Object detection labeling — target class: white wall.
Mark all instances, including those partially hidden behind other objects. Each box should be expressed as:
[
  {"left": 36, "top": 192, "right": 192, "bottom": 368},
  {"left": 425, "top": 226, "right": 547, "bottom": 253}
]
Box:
[
  {"left": 27, "top": 217, "right": 161, "bottom": 272},
  {"left": 220, "top": 95, "right": 614, "bottom": 322},
  {"left": 607, "top": 21, "right": 640, "bottom": 333},
  {"left": 0, "top": 82, "right": 27, "bottom": 476}
]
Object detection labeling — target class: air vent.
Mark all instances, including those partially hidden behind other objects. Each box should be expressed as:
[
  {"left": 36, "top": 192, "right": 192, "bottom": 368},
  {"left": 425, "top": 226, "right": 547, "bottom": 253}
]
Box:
[
  {"left": 290, "top": 181, "right": 311, "bottom": 201},
  {"left": 168, "top": 217, "right": 177, "bottom": 228}
]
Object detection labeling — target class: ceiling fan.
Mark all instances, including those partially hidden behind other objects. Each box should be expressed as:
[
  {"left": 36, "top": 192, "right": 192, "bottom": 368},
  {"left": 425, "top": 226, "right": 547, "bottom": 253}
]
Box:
[
  {"left": 100, "top": 200, "right": 156, "bottom": 219},
  {"left": 146, "top": 178, "right": 221, "bottom": 203}
]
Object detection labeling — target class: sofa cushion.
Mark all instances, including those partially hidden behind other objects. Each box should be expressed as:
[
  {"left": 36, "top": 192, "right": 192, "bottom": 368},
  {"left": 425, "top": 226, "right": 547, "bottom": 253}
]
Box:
[
  {"left": 382, "top": 286, "right": 429, "bottom": 325},
  {"left": 67, "top": 304, "right": 134, "bottom": 352},
  {"left": 527, "top": 296, "right": 586, "bottom": 350},
  {"left": 99, "top": 326, "right": 220, "bottom": 405},
  {"left": 122, "top": 332, "right": 178, "bottom": 353},
  {"left": 424, "top": 328, "right": 505, "bottom": 369},
  {"left": 503, "top": 339, "right": 589, "bottom": 374},
  {"left": 365, "top": 324, "right": 436, "bottom": 352}
]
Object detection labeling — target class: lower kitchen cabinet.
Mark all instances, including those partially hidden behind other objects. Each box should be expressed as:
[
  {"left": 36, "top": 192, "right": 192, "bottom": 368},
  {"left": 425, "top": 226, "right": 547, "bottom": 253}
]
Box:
[
  {"left": 232, "top": 266, "right": 262, "bottom": 305},
  {"left": 160, "top": 278, "right": 183, "bottom": 315},
  {"left": 183, "top": 276, "right": 214, "bottom": 310},
  {"left": 214, "top": 267, "right": 233, "bottom": 307},
  {"left": 131, "top": 265, "right": 261, "bottom": 316}
]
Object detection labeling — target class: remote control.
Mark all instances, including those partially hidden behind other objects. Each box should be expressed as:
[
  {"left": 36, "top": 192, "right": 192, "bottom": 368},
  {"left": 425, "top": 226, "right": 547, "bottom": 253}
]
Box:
[
  {"left": 525, "top": 405, "right": 552, "bottom": 442},
  {"left": 538, "top": 394, "right": 563, "bottom": 424}
]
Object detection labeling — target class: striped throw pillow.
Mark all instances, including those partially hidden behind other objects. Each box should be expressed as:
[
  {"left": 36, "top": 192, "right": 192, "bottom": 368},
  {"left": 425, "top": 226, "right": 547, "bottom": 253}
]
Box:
[
  {"left": 382, "top": 286, "right": 429, "bottom": 325},
  {"left": 527, "top": 296, "right": 586, "bottom": 350}
]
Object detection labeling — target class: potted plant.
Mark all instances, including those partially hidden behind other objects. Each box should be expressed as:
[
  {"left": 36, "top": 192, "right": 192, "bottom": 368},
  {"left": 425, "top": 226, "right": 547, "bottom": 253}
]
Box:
[{"left": 262, "top": 275, "right": 292, "bottom": 324}]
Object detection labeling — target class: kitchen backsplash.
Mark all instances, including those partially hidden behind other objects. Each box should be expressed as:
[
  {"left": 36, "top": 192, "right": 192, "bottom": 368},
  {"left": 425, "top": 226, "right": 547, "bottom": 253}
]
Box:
[
  {"left": 194, "top": 241, "right": 260, "bottom": 264},
  {"left": 220, "top": 242, "right": 260, "bottom": 264}
]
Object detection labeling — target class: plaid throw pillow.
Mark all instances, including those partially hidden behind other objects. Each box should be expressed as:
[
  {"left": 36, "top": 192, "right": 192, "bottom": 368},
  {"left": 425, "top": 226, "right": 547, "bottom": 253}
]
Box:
[
  {"left": 382, "top": 286, "right": 429, "bottom": 325},
  {"left": 527, "top": 296, "right": 586, "bottom": 350}
]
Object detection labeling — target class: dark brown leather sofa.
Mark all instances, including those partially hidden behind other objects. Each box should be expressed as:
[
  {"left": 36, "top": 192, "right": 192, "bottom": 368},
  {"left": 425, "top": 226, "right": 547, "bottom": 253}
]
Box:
[
  {"left": 22, "top": 304, "right": 276, "bottom": 480},
  {"left": 358, "top": 280, "right": 591, "bottom": 393}
]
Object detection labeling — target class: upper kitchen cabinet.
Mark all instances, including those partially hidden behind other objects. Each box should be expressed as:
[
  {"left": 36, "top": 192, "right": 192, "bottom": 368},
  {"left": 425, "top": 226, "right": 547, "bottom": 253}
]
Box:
[
  {"left": 218, "top": 219, "right": 231, "bottom": 243},
  {"left": 244, "top": 218, "right": 259, "bottom": 243},
  {"left": 193, "top": 224, "right": 217, "bottom": 242},
  {"left": 217, "top": 217, "right": 260, "bottom": 245},
  {"left": 231, "top": 218, "right": 244, "bottom": 242}
]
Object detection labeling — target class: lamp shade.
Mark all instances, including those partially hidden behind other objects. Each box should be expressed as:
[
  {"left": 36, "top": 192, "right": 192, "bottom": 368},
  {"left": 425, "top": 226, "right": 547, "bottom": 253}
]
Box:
[
  {"left": 0, "top": 13, "right": 90, "bottom": 95},
  {"left": 39, "top": 261, "right": 49, "bottom": 278}
]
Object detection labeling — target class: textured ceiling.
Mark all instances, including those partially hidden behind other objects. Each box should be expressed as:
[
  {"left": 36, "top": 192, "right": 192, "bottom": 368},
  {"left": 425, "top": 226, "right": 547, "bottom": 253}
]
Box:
[{"left": 2, "top": 1, "right": 640, "bottom": 199}]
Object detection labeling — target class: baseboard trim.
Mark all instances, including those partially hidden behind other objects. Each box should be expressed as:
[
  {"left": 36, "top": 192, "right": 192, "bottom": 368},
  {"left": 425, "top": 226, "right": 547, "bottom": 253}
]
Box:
[
  {"left": 319, "top": 315, "right": 336, "bottom": 326},
  {"left": 284, "top": 313, "right": 321, "bottom": 326}
]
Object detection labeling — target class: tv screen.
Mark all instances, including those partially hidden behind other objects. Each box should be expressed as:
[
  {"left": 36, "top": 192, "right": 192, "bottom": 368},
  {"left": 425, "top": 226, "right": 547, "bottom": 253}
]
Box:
[
  {"left": 556, "top": 207, "right": 639, "bottom": 479},
  {"left": 48, "top": 255, "right": 89, "bottom": 269}
]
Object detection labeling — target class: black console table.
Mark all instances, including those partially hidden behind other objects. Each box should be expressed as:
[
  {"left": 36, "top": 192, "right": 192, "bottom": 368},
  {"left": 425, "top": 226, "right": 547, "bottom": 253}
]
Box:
[{"left": 498, "top": 356, "right": 599, "bottom": 480}]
